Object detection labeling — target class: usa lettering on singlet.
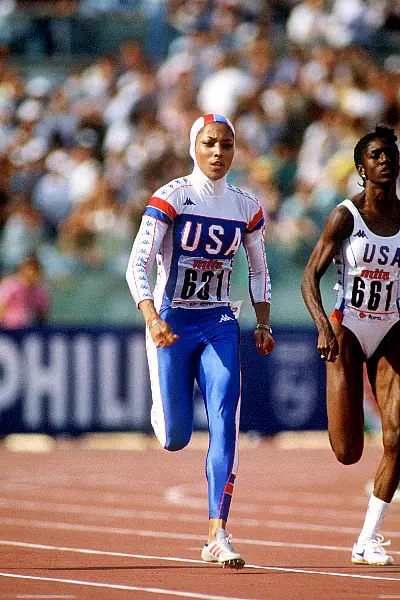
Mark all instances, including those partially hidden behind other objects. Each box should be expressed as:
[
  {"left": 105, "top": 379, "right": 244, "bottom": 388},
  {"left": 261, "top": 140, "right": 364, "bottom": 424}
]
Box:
[
  {"left": 126, "top": 176, "right": 270, "bottom": 311},
  {"left": 333, "top": 199, "right": 400, "bottom": 322}
]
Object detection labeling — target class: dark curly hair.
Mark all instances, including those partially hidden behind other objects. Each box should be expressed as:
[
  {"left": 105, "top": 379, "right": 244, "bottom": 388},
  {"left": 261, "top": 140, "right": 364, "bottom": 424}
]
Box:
[{"left": 354, "top": 125, "right": 398, "bottom": 169}]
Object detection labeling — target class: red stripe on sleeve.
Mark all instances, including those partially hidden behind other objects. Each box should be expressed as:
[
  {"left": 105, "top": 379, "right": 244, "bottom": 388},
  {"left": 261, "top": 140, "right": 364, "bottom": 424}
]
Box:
[
  {"left": 247, "top": 207, "right": 263, "bottom": 232},
  {"left": 148, "top": 197, "right": 177, "bottom": 220}
]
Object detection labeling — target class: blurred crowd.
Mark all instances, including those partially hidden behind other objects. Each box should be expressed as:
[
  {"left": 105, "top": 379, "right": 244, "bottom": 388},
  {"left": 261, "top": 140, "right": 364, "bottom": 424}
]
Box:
[{"left": 0, "top": 0, "right": 399, "bottom": 292}]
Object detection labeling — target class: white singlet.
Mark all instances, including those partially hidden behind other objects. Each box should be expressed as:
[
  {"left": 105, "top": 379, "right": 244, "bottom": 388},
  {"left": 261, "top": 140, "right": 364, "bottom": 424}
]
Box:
[{"left": 332, "top": 199, "right": 400, "bottom": 358}]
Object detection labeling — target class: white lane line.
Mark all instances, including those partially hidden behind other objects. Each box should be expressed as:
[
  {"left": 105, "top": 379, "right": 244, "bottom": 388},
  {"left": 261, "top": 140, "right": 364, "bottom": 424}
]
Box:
[
  {"left": 0, "top": 574, "right": 257, "bottom": 600},
  {"left": 0, "top": 484, "right": 159, "bottom": 507},
  {"left": 1, "top": 524, "right": 400, "bottom": 560},
  {"left": 165, "top": 486, "right": 257, "bottom": 512},
  {"left": 244, "top": 564, "right": 400, "bottom": 582},
  {"left": 0, "top": 496, "right": 371, "bottom": 527},
  {"left": 0, "top": 478, "right": 379, "bottom": 509},
  {"left": 1, "top": 514, "right": 399, "bottom": 541},
  {"left": 0, "top": 538, "right": 362, "bottom": 558},
  {"left": 165, "top": 484, "right": 378, "bottom": 509},
  {"left": 0, "top": 488, "right": 374, "bottom": 520},
  {"left": 0, "top": 497, "right": 187, "bottom": 522},
  {"left": 2, "top": 562, "right": 400, "bottom": 589},
  {"left": 2, "top": 538, "right": 400, "bottom": 564},
  {"left": 0, "top": 540, "right": 203, "bottom": 563}
]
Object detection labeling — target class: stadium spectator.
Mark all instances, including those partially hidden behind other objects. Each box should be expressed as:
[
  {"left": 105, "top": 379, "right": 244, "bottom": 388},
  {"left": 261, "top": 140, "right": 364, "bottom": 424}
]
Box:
[
  {"left": 32, "top": 148, "right": 73, "bottom": 239},
  {"left": 0, "top": 253, "right": 50, "bottom": 328},
  {"left": 68, "top": 128, "right": 101, "bottom": 205},
  {"left": 0, "top": 194, "right": 44, "bottom": 273},
  {"left": 286, "top": 0, "right": 330, "bottom": 48},
  {"left": 197, "top": 51, "right": 256, "bottom": 118}
]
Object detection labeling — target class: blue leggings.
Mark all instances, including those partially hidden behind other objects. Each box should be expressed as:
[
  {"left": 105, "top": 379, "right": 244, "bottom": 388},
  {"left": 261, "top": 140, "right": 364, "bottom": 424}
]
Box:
[{"left": 147, "top": 306, "right": 241, "bottom": 521}]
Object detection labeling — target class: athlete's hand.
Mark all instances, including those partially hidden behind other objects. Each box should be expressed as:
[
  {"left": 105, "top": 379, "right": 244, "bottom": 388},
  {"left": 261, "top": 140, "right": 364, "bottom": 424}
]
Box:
[
  {"left": 254, "top": 329, "right": 275, "bottom": 357},
  {"left": 317, "top": 327, "right": 338, "bottom": 363},
  {"left": 149, "top": 319, "right": 179, "bottom": 348}
]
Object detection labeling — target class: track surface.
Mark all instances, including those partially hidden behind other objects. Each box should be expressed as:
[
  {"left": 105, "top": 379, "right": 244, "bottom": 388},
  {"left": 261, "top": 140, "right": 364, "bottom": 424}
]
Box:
[{"left": 1, "top": 434, "right": 400, "bottom": 599}]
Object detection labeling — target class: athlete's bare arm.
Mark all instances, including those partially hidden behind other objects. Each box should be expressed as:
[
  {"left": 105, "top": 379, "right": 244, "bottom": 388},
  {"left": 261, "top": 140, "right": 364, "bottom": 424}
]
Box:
[{"left": 301, "top": 205, "right": 354, "bottom": 362}]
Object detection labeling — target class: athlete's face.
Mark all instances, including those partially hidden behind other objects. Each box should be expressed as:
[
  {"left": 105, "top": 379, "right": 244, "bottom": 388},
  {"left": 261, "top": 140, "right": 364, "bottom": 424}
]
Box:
[
  {"left": 360, "top": 138, "right": 400, "bottom": 186},
  {"left": 195, "top": 122, "right": 234, "bottom": 181}
]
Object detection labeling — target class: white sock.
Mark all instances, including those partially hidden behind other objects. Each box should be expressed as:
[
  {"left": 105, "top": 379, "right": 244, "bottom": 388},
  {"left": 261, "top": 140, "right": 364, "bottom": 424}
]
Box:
[{"left": 357, "top": 494, "right": 389, "bottom": 544}]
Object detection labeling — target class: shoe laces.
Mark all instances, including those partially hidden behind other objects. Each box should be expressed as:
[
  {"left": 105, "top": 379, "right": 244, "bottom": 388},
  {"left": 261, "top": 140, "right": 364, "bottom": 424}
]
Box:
[
  {"left": 225, "top": 533, "right": 233, "bottom": 547},
  {"left": 218, "top": 532, "right": 234, "bottom": 551},
  {"left": 370, "top": 534, "right": 391, "bottom": 552}
]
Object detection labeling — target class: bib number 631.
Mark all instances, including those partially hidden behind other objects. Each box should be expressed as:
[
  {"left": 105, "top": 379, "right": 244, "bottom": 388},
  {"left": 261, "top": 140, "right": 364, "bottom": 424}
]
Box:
[{"left": 181, "top": 269, "right": 225, "bottom": 301}]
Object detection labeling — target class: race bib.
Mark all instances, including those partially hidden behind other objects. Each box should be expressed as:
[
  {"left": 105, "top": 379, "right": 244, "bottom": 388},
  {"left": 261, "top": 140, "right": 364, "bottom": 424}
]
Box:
[
  {"left": 173, "top": 256, "right": 233, "bottom": 303},
  {"left": 346, "top": 275, "right": 399, "bottom": 318}
]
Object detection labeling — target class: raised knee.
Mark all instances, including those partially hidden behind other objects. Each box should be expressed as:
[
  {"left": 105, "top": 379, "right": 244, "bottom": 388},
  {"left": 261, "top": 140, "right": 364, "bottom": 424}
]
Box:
[
  {"left": 164, "top": 440, "right": 188, "bottom": 452},
  {"left": 335, "top": 448, "right": 362, "bottom": 465},
  {"left": 164, "top": 431, "right": 191, "bottom": 452},
  {"left": 329, "top": 434, "right": 363, "bottom": 465}
]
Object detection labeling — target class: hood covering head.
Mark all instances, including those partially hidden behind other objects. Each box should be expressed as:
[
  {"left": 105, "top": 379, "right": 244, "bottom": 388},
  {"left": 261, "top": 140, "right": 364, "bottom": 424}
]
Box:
[{"left": 189, "top": 113, "right": 235, "bottom": 163}]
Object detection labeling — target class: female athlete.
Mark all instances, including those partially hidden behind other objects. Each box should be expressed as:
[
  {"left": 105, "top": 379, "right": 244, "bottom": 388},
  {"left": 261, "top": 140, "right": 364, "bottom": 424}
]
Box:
[
  {"left": 126, "top": 113, "right": 274, "bottom": 568},
  {"left": 302, "top": 125, "right": 400, "bottom": 566}
]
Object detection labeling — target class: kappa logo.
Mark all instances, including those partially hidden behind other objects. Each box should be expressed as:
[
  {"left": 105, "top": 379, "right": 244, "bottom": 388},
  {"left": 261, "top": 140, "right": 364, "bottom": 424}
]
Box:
[
  {"left": 183, "top": 197, "right": 196, "bottom": 206},
  {"left": 354, "top": 230, "right": 368, "bottom": 238},
  {"left": 219, "top": 314, "right": 235, "bottom": 323}
]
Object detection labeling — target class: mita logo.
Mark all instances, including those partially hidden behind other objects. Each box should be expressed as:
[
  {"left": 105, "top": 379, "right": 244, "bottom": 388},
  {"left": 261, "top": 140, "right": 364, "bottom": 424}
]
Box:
[
  {"left": 360, "top": 268, "right": 390, "bottom": 280},
  {"left": 193, "top": 259, "right": 223, "bottom": 270}
]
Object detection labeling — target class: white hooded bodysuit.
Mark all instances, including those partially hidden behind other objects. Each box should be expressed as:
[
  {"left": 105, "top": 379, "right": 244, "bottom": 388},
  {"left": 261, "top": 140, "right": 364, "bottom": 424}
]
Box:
[{"left": 126, "top": 114, "right": 271, "bottom": 312}]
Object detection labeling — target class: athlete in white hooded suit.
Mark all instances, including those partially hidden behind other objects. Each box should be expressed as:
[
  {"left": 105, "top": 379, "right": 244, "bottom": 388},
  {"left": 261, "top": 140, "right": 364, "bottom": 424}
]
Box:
[{"left": 126, "top": 113, "right": 274, "bottom": 568}]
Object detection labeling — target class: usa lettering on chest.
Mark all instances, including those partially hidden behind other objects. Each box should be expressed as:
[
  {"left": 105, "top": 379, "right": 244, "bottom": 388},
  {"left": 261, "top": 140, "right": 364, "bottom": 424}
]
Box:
[
  {"left": 363, "top": 243, "right": 400, "bottom": 266},
  {"left": 180, "top": 220, "right": 242, "bottom": 256}
]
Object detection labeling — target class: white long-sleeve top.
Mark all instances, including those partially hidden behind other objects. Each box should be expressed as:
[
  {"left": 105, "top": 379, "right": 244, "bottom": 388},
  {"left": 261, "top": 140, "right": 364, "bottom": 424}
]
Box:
[{"left": 126, "top": 168, "right": 271, "bottom": 312}]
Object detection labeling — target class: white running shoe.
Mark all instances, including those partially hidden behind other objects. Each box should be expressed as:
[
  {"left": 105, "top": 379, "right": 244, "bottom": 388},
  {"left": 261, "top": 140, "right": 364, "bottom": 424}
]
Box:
[
  {"left": 201, "top": 528, "right": 245, "bottom": 569},
  {"left": 352, "top": 535, "right": 394, "bottom": 565}
]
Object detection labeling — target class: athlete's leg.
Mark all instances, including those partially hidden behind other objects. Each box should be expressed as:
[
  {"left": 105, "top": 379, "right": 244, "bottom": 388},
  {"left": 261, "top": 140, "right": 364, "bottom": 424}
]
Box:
[
  {"left": 327, "top": 320, "right": 365, "bottom": 465},
  {"left": 147, "top": 308, "right": 197, "bottom": 451},
  {"left": 352, "top": 323, "right": 400, "bottom": 564},
  {"left": 368, "top": 322, "right": 400, "bottom": 502},
  {"left": 196, "top": 309, "right": 241, "bottom": 541}
]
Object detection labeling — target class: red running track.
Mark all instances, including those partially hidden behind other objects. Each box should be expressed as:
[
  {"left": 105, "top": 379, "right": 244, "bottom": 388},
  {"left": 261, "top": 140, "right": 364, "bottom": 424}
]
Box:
[{"left": 0, "top": 433, "right": 399, "bottom": 600}]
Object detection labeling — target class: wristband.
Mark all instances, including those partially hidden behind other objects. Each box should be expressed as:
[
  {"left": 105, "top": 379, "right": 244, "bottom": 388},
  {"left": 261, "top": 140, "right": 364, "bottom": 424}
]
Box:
[
  {"left": 256, "top": 323, "right": 272, "bottom": 335},
  {"left": 148, "top": 318, "right": 161, "bottom": 330}
]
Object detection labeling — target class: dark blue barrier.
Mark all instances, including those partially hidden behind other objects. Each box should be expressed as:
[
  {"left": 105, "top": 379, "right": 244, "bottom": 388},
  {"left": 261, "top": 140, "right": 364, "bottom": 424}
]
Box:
[
  {"left": 0, "top": 326, "right": 326, "bottom": 436},
  {"left": 240, "top": 328, "right": 327, "bottom": 434}
]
